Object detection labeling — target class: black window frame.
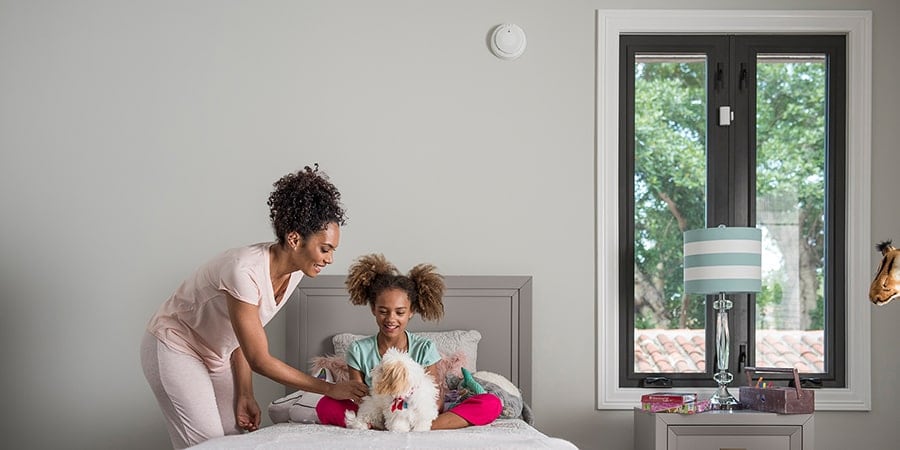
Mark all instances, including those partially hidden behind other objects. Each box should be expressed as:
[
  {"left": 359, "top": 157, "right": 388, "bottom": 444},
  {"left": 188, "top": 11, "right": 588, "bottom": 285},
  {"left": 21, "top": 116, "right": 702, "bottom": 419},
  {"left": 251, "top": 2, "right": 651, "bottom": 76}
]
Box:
[{"left": 618, "top": 34, "right": 847, "bottom": 389}]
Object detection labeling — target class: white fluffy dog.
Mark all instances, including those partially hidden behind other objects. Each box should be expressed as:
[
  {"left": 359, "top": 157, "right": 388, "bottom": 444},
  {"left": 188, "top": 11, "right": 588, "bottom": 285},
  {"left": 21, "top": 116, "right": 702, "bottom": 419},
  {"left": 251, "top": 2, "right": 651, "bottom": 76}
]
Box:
[{"left": 344, "top": 347, "right": 439, "bottom": 432}]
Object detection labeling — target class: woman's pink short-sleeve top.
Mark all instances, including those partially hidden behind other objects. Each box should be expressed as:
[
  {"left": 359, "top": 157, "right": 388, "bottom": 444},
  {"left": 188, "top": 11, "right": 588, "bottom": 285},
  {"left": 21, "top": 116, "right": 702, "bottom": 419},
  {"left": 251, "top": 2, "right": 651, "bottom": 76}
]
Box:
[{"left": 147, "top": 242, "right": 303, "bottom": 372}]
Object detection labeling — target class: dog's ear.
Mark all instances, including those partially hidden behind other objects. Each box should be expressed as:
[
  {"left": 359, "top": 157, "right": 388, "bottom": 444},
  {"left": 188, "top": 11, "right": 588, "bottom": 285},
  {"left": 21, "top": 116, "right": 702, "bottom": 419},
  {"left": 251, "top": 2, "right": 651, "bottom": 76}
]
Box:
[{"left": 374, "top": 360, "right": 409, "bottom": 396}]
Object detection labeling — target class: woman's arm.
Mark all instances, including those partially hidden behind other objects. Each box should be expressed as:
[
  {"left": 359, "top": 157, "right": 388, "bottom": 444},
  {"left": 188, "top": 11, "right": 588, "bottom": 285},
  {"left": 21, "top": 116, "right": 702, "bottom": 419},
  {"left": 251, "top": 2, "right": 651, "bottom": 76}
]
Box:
[
  {"left": 231, "top": 348, "right": 260, "bottom": 431},
  {"left": 227, "top": 294, "right": 367, "bottom": 402},
  {"left": 348, "top": 367, "right": 365, "bottom": 384}
]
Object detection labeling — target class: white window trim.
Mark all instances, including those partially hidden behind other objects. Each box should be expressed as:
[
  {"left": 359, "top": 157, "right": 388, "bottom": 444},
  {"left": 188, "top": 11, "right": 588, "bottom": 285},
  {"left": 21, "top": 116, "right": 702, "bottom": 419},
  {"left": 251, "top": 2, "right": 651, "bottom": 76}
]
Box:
[{"left": 595, "top": 9, "right": 872, "bottom": 411}]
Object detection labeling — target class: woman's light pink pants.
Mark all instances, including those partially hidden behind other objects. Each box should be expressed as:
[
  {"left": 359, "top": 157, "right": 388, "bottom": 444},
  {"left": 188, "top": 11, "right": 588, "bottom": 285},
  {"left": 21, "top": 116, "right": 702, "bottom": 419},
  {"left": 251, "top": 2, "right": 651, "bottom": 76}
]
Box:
[{"left": 141, "top": 332, "right": 241, "bottom": 449}]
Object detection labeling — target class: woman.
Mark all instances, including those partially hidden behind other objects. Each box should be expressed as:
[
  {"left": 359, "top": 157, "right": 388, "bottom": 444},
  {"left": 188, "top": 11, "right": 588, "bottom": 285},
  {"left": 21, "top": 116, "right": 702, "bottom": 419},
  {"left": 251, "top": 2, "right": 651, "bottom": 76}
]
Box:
[{"left": 141, "top": 165, "right": 368, "bottom": 449}]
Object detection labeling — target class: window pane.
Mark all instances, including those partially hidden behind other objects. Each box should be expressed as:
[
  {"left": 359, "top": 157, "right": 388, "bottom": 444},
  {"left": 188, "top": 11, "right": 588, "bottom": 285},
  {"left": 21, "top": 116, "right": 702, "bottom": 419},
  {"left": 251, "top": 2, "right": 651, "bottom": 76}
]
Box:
[
  {"left": 755, "top": 53, "right": 827, "bottom": 373},
  {"left": 632, "top": 53, "right": 708, "bottom": 374}
]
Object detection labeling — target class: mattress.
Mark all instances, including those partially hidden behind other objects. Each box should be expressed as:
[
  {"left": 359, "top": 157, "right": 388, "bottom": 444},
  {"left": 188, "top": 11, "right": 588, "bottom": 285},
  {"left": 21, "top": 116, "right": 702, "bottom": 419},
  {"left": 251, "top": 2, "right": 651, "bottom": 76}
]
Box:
[{"left": 191, "top": 419, "right": 578, "bottom": 449}]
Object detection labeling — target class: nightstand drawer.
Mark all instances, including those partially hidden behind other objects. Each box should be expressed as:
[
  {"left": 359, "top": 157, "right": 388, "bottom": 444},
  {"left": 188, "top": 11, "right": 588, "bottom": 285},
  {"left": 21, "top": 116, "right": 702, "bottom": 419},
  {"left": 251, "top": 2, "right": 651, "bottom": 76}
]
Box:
[
  {"left": 668, "top": 425, "right": 803, "bottom": 450},
  {"left": 634, "top": 408, "right": 814, "bottom": 450}
]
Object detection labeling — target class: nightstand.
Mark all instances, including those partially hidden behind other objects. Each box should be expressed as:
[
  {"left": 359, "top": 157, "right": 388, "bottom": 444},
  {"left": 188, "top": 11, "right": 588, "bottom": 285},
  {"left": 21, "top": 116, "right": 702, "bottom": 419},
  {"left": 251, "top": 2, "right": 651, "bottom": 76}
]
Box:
[{"left": 633, "top": 408, "right": 814, "bottom": 450}]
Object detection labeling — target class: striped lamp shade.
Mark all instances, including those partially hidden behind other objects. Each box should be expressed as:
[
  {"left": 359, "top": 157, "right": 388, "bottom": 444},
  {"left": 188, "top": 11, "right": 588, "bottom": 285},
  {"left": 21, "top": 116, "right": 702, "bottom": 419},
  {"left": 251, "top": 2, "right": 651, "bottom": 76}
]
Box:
[{"left": 683, "top": 226, "right": 762, "bottom": 294}]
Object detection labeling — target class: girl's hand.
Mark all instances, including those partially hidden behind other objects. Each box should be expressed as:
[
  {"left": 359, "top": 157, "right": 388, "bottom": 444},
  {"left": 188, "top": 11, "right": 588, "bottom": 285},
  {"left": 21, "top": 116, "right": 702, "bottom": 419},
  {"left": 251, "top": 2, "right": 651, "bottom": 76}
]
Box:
[
  {"left": 326, "top": 380, "right": 369, "bottom": 403},
  {"left": 236, "top": 395, "right": 261, "bottom": 432}
]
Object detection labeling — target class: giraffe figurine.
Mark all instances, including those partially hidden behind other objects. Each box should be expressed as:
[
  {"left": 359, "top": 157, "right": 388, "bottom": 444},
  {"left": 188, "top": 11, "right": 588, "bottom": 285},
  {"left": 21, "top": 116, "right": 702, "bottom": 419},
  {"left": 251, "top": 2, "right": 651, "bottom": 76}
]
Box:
[{"left": 869, "top": 240, "right": 900, "bottom": 305}]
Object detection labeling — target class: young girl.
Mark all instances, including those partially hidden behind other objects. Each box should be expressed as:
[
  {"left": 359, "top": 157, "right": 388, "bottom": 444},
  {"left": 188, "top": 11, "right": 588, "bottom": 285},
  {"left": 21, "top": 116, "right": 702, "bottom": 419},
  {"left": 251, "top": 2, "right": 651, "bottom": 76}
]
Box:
[{"left": 316, "top": 254, "right": 502, "bottom": 430}]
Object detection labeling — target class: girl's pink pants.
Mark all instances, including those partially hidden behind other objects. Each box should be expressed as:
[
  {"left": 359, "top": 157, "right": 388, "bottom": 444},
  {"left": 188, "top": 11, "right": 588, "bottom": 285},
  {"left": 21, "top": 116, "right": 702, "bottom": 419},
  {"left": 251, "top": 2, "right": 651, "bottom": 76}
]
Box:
[{"left": 316, "top": 393, "right": 502, "bottom": 428}]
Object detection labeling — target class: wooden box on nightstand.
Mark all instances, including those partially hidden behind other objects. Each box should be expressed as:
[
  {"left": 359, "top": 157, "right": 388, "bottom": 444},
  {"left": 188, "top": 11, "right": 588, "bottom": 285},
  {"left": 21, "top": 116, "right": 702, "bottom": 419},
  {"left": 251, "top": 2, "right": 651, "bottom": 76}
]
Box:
[{"left": 633, "top": 408, "right": 814, "bottom": 450}]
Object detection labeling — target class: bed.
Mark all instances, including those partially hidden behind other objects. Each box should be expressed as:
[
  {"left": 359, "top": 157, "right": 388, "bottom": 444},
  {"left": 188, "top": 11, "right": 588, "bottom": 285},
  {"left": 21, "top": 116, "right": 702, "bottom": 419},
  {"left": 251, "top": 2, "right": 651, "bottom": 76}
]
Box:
[{"left": 193, "top": 275, "right": 577, "bottom": 449}]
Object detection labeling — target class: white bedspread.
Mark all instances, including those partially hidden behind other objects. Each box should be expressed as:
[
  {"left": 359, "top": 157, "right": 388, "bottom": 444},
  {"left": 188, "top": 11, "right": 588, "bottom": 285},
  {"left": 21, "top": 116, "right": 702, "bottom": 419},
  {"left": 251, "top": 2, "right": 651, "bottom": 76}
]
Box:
[{"left": 191, "top": 419, "right": 578, "bottom": 449}]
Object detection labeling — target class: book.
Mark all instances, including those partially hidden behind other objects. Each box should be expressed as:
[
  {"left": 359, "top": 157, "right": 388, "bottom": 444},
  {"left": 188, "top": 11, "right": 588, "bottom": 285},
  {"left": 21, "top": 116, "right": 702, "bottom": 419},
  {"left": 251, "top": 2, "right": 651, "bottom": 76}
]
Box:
[
  {"left": 642, "top": 399, "right": 711, "bottom": 414},
  {"left": 640, "top": 392, "right": 698, "bottom": 404}
]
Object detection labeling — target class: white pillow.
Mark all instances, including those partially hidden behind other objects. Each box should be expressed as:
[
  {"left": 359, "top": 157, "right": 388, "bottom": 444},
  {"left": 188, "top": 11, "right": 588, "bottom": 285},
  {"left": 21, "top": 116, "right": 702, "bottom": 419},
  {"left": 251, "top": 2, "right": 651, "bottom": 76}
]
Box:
[
  {"left": 267, "top": 389, "right": 323, "bottom": 424},
  {"left": 332, "top": 329, "right": 481, "bottom": 372}
]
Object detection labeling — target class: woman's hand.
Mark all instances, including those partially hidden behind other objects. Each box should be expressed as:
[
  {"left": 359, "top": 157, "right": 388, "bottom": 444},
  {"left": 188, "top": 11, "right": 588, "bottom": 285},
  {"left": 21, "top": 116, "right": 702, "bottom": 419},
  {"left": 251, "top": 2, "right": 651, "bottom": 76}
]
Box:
[
  {"left": 236, "top": 394, "right": 261, "bottom": 432},
  {"left": 325, "top": 380, "right": 369, "bottom": 403}
]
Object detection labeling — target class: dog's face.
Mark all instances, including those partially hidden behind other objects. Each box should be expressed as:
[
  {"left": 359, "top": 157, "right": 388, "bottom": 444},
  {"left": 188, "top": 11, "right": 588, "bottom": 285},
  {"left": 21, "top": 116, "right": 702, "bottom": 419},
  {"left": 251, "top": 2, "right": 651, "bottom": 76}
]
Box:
[
  {"left": 372, "top": 347, "right": 421, "bottom": 396},
  {"left": 373, "top": 357, "right": 410, "bottom": 396}
]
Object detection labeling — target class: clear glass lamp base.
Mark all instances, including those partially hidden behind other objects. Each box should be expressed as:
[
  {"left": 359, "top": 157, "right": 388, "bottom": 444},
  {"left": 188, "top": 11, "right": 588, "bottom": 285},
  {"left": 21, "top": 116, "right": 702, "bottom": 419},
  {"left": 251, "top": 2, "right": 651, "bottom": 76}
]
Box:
[
  {"left": 710, "top": 293, "right": 741, "bottom": 411},
  {"left": 709, "top": 386, "right": 741, "bottom": 410},
  {"left": 710, "top": 370, "right": 741, "bottom": 410}
]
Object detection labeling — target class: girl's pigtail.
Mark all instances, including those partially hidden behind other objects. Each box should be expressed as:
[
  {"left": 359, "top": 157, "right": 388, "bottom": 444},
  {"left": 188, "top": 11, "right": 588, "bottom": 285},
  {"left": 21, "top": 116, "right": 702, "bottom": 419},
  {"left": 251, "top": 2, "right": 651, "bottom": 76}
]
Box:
[
  {"left": 408, "top": 263, "right": 445, "bottom": 322},
  {"left": 346, "top": 254, "right": 397, "bottom": 306}
]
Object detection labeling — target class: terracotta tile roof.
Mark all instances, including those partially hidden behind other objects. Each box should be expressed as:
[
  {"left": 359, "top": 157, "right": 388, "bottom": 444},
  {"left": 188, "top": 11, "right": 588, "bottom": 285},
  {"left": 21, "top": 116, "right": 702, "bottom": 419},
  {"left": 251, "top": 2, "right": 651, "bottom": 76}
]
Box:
[{"left": 634, "top": 329, "right": 825, "bottom": 373}]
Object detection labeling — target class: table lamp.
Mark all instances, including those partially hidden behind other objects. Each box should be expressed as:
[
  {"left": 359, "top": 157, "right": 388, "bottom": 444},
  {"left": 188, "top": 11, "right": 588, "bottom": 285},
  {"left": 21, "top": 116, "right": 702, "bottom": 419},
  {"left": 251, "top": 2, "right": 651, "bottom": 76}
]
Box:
[{"left": 683, "top": 225, "right": 762, "bottom": 409}]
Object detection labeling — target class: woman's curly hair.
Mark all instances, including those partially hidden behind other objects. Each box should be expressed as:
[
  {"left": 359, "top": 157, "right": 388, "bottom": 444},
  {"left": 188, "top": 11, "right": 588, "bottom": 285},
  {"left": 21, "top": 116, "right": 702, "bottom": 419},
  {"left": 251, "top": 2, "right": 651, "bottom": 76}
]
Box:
[
  {"left": 267, "top": 164, "right": 346, "bottom": 244},
  {"left": 346, "top": 254, "right": 445, "bottom": 322}
]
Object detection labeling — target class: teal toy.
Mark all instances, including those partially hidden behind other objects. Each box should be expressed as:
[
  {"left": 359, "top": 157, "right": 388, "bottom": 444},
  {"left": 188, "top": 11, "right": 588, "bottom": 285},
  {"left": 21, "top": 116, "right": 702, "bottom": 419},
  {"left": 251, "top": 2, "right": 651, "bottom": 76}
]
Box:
[{"left": 461, "top": 367, "right": 486, "bottom": 395}]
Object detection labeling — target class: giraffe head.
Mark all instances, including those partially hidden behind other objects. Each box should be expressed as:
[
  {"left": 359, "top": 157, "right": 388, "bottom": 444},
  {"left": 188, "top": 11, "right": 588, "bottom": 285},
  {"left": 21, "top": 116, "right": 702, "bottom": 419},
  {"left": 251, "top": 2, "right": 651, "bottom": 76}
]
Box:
[{"left": 869, "top": 240, "right": 900, "bottom": 305}]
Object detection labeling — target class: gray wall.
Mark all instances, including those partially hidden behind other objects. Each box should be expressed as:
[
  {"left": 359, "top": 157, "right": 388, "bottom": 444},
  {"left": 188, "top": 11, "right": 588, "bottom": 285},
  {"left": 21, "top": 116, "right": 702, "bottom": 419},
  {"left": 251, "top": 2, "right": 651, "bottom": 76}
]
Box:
[{"left": 1, "top": 1, "right": 897, "bottom": 449}]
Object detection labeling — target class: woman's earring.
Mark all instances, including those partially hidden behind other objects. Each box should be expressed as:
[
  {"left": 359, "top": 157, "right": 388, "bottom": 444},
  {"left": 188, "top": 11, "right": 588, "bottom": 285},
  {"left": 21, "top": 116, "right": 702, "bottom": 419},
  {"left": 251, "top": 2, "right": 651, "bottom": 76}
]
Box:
[{"left": 288, "top": 232, "right": 301, "bottom": 250}]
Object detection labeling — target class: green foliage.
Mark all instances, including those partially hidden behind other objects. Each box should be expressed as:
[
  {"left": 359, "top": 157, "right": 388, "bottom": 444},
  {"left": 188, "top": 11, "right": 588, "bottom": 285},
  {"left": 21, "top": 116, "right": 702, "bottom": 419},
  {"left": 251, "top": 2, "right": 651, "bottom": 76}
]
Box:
[
  {"left": 756, "top": 279, "right": 784, "bottom": 327},
  {"left": 632, "top": 58, "right": 827, "bottom": 332},
  {"left": 807, "top": 293, "right": 825, "bottom": 330},
  {"left": 633, "top": 61, "right": 707, "bottom": 329},
  {"left": 756, "top": 62, "right": 827, "bottom": 264},
  {"left": 806, "top": 274, "right": 825, "bottom": 330}
]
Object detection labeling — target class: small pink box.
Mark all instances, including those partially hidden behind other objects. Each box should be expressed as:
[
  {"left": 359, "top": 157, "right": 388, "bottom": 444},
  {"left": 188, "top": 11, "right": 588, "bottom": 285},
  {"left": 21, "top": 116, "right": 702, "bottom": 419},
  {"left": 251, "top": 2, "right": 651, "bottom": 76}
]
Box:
[{"left": 641, "top": 399, "right": 711, "bottom": 414}]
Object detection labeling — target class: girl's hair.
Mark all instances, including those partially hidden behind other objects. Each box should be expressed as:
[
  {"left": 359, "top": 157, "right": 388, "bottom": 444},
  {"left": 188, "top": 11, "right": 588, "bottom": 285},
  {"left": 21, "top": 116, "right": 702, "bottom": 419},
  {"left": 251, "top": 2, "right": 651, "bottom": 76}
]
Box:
[
  {"left": 267, "top": 164, "right": 346, "bottom": 245},
  {"left": 346, "top": 254, "right": 445, "bottom": 322}
]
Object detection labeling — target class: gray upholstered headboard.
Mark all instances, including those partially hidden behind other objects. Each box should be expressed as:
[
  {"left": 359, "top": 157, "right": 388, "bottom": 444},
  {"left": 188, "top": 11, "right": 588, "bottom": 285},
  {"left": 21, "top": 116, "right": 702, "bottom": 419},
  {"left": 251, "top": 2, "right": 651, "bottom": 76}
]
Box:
[{"left": 284, "top": 275, "right": 532, "bottom": 404}]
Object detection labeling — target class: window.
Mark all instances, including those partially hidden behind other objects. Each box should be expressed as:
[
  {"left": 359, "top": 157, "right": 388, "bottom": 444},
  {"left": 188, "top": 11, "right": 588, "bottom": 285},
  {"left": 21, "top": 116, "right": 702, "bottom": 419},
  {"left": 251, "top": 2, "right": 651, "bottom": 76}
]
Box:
[
  {"left": 596, "top": 10, "right": 872, "bottom": 411},
  {"left": 620, "top": 34, "right": 846, "bottom": 389}
]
